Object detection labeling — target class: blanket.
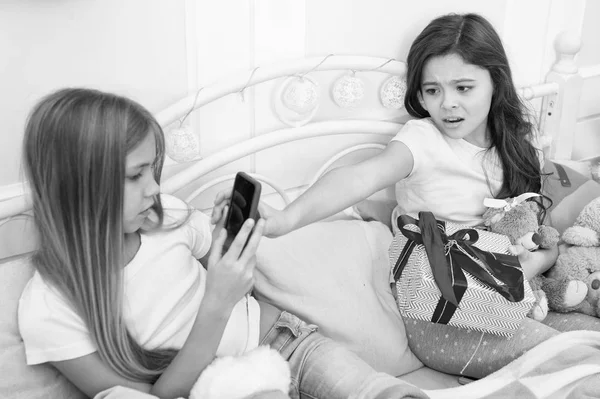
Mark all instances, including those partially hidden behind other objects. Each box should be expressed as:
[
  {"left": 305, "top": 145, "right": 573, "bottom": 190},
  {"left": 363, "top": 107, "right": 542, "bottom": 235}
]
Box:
[
  {"left": 425, "top": 330, "right": 600, "bottom": 398},
  {"left": 93, "top": 331, "right": 600, "bottom": 399}
]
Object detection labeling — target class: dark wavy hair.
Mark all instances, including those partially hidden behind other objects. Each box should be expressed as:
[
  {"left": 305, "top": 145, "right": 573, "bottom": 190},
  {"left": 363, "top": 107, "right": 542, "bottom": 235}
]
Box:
[{"left": 404, "top": 13, "right": 542, "bottom": 199}]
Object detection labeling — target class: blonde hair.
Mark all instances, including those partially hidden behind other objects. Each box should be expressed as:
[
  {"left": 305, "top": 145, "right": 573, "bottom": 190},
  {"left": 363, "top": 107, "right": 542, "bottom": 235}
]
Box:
[{"left": 23, "top": 88, "right": 175, "bottom": 382}]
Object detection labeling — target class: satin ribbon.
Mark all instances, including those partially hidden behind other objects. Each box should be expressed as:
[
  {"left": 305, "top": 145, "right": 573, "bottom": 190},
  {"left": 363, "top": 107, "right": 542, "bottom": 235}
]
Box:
[
  {"left": 392, "top": 212, "right": 525, "bottom": 323},
  {"left": 483, "top": 192, "right": 540, "bottom": 212}
]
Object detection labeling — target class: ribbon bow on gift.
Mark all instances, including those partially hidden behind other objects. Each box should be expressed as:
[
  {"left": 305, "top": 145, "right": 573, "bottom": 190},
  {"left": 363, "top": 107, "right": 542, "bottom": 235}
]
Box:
[{"left": 393, "top": 212, "right": 525, "bottom": 324}]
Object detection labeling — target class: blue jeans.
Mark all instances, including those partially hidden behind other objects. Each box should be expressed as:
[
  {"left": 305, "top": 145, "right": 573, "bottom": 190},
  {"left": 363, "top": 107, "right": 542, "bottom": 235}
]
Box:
[{"left": 260, "top": 311, "right": 428, "bottom": 399}]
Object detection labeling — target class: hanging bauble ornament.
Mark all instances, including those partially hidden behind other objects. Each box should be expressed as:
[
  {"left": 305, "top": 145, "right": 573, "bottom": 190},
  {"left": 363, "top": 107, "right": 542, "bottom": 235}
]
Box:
[
  {"left": 274, "top": 75, "right": 320, "bottom": 127},
  {"left": 332, "top": 72, "right": 365, "bottom": 108},
  {"left": 165, "top": 125, "right": 201, "bottom": 163},
  {"left": 380, "top": 75, "right": 407, "bottom": 109},
  {"left": 281, "top": 75, "right": 319, "bottom": 114}
]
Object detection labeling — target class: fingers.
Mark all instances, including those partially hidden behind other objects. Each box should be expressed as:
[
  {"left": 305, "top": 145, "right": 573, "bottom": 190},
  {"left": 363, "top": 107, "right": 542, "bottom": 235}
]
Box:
[
  {"left": 222, "top": 218, "right": 256, "bottom": 260},
  {"left": 238, "top": 219, "right": 265, "bottom": 265},
  {"left": 211, "top": 189, "right": 233, "bottom": 224},
  {"left": 215, "top": 205, "right": 229, "bottom": 230},
  {"left": 508, "top": 244, "right": 526, "bottom": 256},
  {"left": 208, "top": 228, "right": 228, "bottom": 267}
]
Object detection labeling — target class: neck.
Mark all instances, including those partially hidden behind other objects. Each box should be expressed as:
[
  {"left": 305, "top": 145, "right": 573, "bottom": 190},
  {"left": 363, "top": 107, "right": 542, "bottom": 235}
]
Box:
[{"left": 123, "top": 232, "right": 141, "bottom": 266}]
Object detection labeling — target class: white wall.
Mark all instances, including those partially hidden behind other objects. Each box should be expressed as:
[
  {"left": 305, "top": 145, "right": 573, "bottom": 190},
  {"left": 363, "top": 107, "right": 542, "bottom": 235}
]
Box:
[{"left": 0, "top": 0, "right": 188, "bottom": 189}]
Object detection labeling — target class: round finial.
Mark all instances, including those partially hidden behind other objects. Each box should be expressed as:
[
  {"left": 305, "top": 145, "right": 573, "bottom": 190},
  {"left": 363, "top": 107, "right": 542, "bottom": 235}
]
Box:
[
  {"left": 552, "top": 31, "right": 582, "bottom": 75},
  {"left": 554, "top": 31, "right": 581, "bottom": 56}
]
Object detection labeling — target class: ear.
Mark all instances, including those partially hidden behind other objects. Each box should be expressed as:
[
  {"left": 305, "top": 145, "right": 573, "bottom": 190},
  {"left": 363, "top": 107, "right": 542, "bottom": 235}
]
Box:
[
  {"left": 562, "top": 225, "right": 600, "bottom": 247},
  {"left": 527, "top": 201, "right": 540, "bottom": 213}
]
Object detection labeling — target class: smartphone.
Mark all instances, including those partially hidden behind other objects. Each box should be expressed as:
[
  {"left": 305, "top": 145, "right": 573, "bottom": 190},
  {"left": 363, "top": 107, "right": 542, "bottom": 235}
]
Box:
[{"left": 223, "top": 172, "right": 262, "bottom": 251}]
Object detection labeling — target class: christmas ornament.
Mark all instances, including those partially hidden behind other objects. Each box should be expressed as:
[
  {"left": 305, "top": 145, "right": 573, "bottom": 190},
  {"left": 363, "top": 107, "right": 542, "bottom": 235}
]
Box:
[
  {"left": 165, "top": 125, "right": 201, "bottom": 163},
  {"left": 380, "top": 75, "right": 407, "bottom": 109},
  {"left": 332, "top": 72, "right": 365, "bottom": 108}
]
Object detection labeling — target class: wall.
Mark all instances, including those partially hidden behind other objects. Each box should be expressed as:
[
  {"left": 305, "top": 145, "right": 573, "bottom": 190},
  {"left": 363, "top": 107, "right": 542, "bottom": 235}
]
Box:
[{"left": 0, "top": 0, "right": 188, "bottom": 193}]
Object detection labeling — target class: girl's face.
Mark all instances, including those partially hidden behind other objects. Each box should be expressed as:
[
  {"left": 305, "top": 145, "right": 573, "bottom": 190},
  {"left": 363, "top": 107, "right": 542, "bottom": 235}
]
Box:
[
  {"left": 123, "top": 132, "right": 160, "bottom": 234},
  {"left": 418, "top": 53, "right": 494, "bottom": 148}
]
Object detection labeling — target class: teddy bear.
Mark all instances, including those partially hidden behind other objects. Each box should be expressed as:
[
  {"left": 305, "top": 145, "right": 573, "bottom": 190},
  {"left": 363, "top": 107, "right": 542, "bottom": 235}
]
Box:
[
  {"left": 543, "top": 196, "right": 600, "bottom": 317},
  {"left": 187, "top": 346, "right": 291, "bottom": 399},
  {"left": 482, "top": 193, "right": 561, "bottom": 321}
]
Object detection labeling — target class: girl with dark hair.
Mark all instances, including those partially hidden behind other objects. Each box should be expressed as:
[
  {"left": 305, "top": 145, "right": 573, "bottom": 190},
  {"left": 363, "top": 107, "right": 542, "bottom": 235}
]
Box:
[
  {"left": 217, "top": 13, "right": 556, "bottom": 298},
  {"left": 17, "top": 87, "right": 428, "bottom": 399},
  {"left": 212, "top": 13, "right": 583, "bottom": 379}
]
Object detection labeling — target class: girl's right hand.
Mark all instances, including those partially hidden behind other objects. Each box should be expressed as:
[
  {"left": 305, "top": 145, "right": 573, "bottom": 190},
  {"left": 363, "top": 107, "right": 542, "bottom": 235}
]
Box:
[
  {"left": 204, "top": 218, "right": 265, "bottom": 309},
  {"left": 211, "top": 189, "right": 292, "bottom": 238}
]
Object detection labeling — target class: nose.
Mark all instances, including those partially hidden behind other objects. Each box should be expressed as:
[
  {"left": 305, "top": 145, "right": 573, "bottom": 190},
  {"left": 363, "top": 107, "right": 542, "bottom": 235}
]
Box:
[
  {"left": 145, "top": 175, "right": 160, "bottom": 197},
  {"left": 441, "top": 92, "right": 458, "bottom": 109},
  {"left": 531, "top": 233, "right": 541, "bottom": 245}
]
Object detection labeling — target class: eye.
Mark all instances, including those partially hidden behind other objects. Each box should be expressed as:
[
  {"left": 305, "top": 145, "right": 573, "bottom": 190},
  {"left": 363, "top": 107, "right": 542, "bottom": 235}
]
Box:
[
  {"left": 127, "top": 173, "right": 143, "bottom": 182},
  {"left": 423, "top": 88, "right": 438, "bottom": 95},
  {"left": 457, "top": 85, "right": 473, "bottom": 93}
]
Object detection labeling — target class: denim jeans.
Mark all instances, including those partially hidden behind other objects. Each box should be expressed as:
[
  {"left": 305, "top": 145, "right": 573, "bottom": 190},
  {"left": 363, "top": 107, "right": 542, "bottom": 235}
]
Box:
[{"left": 260, "top": 311, "right": 428, "bottom": 399}]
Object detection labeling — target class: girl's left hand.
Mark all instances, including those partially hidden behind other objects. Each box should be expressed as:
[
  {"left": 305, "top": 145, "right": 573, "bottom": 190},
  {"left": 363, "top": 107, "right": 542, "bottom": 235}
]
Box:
[
  {"left": 204, "top": 219, "right": 264, "bottom": 307},
  {"left": 509, "top": 244, "right": 558, "bottom": 280}
]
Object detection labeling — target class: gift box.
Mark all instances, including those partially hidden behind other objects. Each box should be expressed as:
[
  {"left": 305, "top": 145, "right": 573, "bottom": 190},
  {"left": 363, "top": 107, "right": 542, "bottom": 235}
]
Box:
[{"left": 389, "top": 212, "right": 535, "bottom": 337}]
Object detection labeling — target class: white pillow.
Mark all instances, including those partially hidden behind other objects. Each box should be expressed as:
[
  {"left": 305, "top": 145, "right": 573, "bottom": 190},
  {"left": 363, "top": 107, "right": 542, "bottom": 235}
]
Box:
[
  {"left": 254, "top": 219, "right": 423, "bottom": 377},
  {"left": 0, "top": 256, "right": 85, "bottom": 399}
]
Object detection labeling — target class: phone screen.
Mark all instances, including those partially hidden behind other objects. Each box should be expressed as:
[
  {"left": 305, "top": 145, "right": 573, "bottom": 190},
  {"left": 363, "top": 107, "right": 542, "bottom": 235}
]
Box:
[{"left": 226, "top": 177, "right": 257, "bottom": 238}]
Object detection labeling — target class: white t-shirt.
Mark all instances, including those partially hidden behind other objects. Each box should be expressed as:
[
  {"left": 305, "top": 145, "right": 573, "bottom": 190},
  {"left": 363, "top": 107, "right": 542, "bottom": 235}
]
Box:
[
  {"left": 391, "top": 118, "right": 503, "bottom": 228},
  {"left": 18, "top": 194, "right": 260, "bottom": 365}
]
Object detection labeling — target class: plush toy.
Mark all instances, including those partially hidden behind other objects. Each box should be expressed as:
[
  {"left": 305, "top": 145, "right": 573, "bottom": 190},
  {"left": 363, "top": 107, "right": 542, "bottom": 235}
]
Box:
[
  {"left": 188, "top": 346, "right": 291, "bottom": 399},
  {"left": 543, "top": 196, "right": 600, "bottom": 317},
  {"left": 482, "top": 193, "right": 560, "bottom": 321}
]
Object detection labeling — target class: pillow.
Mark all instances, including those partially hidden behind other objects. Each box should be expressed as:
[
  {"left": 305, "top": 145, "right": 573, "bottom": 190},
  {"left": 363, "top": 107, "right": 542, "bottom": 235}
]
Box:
[
  {"left": 0, "top": 255, "right": 85, "bottom": 399},
  {"left": 542, "top": 161, "right": 600, "bottom": 234},
  {"left": 254, "top": 219, "right": 423, "bottom": 377}
]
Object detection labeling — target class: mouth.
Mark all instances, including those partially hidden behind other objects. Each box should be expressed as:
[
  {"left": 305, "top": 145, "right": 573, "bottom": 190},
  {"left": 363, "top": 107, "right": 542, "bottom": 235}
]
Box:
[
  {"left": 442, "top": 116, "right": 464, "bottom": 125},
  {"left": 140, "top": 205, "right": 153, "bottom": 217}
]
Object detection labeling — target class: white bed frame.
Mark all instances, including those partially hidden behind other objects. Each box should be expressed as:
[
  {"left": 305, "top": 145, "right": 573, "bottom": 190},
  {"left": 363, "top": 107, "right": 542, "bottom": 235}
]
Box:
[{"left": 0, "top": 31, "right": 598, "bottom": 260}]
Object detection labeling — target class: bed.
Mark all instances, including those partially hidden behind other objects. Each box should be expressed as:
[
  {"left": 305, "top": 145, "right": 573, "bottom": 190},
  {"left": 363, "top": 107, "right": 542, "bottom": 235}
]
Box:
[{"left": 2, "top": 30, "right": 600, "bottom": 399}]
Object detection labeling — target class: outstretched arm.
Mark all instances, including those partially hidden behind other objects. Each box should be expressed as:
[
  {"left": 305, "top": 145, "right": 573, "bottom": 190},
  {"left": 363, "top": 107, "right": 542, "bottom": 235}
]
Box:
[
  {"left": 210, "top": 141, "right": 413, "bottom": 238},
  {"left": 280, "top": 141, "right": 413, "bottom": 233}
]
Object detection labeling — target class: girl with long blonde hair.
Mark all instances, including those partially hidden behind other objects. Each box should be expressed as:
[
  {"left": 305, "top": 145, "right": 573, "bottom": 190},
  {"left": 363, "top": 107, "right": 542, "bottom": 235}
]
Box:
[{"left": 18, "top": 88, "right": 428, "bottom": 399}]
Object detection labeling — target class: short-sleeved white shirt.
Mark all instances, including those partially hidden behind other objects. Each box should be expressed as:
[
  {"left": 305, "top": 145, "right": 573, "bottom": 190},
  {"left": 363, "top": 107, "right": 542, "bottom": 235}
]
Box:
[
  {"left": 18, "top": 194, "right": 260, "bottom": 365},
  {"left": 390, "top": 118, "right": 504, "bottom": 228}
]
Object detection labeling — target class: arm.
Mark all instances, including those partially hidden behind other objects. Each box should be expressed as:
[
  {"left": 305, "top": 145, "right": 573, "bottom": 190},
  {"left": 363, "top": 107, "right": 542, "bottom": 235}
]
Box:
[
  {"left": 280, "top": 141, "right": 414, "bottom": 234},
  {"left": 53, "top": 220, "right": 264, "bottom": 399},
  {"left": 51, "top": 297, "right": 232, "bottom": 398}
]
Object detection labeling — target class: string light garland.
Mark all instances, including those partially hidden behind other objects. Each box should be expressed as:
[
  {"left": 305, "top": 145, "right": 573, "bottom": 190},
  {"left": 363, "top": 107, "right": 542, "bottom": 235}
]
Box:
[
  {"left": 165, "top": 88, "right": 203, "bottom": 163},
  {"left": 380, "top": 75, "right": 407, "bottom": 109}
]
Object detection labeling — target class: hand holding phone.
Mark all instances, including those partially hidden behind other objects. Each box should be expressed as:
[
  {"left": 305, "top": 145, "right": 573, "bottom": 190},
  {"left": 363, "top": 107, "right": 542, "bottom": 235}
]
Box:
[{"left": 224, "top": 172, "right": 262, "bottom": 252}]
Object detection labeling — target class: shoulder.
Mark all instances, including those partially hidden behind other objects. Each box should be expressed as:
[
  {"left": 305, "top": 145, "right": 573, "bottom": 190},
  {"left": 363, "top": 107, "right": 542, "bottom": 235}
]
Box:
[
  {"left": 391, "top": 118, "right": 443, "bottom": 147},
  {"left": 18, "top": 272, "right": 96, "bottom": 364},
  {"left": 150, "top": 194, "right": 212, "bottom": 259},
  {"left": 395, "top": 118, "right": 439, "bottom": 136},
  {"left": 390, "top": 118, "right": 444, "bottom": 163}
]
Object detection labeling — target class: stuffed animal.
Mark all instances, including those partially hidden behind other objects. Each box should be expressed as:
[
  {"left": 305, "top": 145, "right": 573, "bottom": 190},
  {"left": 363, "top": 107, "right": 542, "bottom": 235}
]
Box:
[
  {"left": 543, "top": 196, "right": 600, "bottom": 317},
  {"left": 482, "top": 193, "right": 560, "bottom": 321},
  {"left": 188, "top": 346, "right": 291, "bottom": 399}
]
